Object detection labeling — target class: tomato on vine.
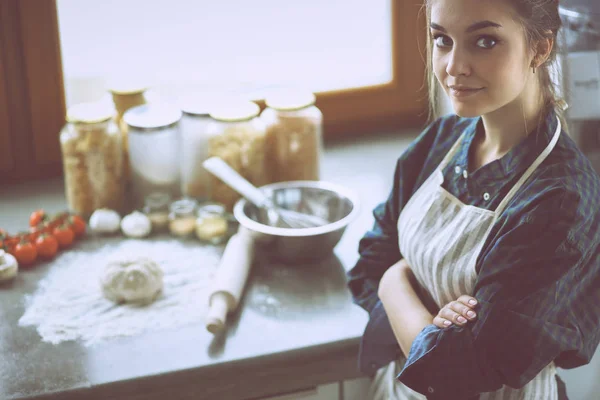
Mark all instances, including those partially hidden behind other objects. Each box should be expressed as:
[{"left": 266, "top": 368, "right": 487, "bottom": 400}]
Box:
[{"left": 35, "top": 234, "right": 59, "bottom": 259}]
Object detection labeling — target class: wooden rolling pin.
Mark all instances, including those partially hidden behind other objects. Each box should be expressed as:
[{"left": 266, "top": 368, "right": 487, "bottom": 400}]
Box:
[{"left": 205, "top": 227, "right": 255, "bottom": 334}]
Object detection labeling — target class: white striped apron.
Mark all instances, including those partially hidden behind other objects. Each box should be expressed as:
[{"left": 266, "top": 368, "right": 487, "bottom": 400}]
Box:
[{"left": 369, "top": 118, "right": 562, "bottom": 400}]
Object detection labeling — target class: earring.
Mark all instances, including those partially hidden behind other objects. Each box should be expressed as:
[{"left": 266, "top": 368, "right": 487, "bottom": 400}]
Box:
[{"left": 533, "top": 65, "right": 536, "bottom": 74}]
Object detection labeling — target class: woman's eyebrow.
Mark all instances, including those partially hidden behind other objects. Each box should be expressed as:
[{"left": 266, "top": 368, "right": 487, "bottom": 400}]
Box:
[{"left": 430, "top": 20, "right": 502, "bottom": 33}]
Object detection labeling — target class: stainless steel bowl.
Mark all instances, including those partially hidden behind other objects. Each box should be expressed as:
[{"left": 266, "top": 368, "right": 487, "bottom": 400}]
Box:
[{"left": 233, "top": 181, "right": 360, "bottom": 263}]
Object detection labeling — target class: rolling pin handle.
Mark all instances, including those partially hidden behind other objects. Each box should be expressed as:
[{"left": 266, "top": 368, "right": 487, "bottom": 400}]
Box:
[{"left": 206, "top": 292, "right": 230, "bottom": 334}]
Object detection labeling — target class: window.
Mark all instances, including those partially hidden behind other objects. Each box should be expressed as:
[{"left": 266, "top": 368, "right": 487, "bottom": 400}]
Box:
[{"left": 0, "top": 0, "right": 427, "bottom": 183}]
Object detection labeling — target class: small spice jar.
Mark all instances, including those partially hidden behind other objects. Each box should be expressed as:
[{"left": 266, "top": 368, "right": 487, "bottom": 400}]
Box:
[
  {"left": 168, "top": 198, "right": 198, "bottom": 237},
  {"left": 206, "top": 100, "right": 268, "bottom": 211},
  {"left": 195, "top": 202, "right": 233, "bottom": 245},
  {"left": 261, "top": 90, "right": 323, "bottom": 183},
  {"left": 142, "top": 192, "right": 171, "bottom": 233},
  {"left": 60, "top": 102, "right": 125, "bottom": 219}
]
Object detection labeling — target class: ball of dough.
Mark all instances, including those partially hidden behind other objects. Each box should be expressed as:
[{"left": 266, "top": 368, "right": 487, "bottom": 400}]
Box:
[{"left": 100, "top": 257, "right": 163, "bottom": 305}]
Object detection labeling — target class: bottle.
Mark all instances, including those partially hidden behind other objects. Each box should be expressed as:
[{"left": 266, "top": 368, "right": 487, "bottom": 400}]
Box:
[
  {"left": 168, "top": 198, "right": 198, "bottom": 237},
  {"left": 195, "top": 202, "right": 234, "bottom": 244},
  {"left": 60, "top": 102, "right": 124, "bottom": 219},
  {"left": 206, "top": 99, "right": 267, "bottom": 211},
  {"left": 261, "top": 90, "right": 323, "bottom": 183},
  {"left": 142, "top": 192, "right": 172, "bottom": 233}
]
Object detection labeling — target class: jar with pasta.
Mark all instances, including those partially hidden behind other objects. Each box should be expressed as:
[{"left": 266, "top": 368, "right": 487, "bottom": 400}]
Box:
[
  {"left": 206, "top": 100, "right": 267, "bottom": 211},
  {"left": 60, "top": 102, "right": 125, "bottom": 219},
  {"left": 261, "top": 90, "right": 323, "bottom": 183},
  {"left": 123, "top": 103, "right": 182, "bottom": 209}
]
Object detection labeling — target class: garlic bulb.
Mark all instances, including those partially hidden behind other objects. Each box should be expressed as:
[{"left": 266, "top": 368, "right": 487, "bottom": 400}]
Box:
[
  {"left": 121, "top": 211, "right": 152, "bottom": 238},
  {"left": 0, "top": 249, "right": 18, "bottom": 282},
  {"left": 100, "top": 257, "right": 163, "bottom": 305},
  {"left": 89, "top": 209, "right": 121, "bottom": 233}
]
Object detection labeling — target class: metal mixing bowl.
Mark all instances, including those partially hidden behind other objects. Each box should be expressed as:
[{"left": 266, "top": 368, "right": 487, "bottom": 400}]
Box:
[{"left": 233, "top": 181, "right": 360, "bottom": 263}]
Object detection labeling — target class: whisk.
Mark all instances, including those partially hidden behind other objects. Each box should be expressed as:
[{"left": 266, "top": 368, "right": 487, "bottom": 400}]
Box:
[{"left": 202, "top": 157, "right": 327, "bottom": 229}]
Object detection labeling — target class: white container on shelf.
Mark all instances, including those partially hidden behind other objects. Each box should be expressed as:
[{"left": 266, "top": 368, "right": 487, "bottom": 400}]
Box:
[
  {"left": 124, "top": 103, "right": 182, "bottom": 208},
  {"left": 566, "top": 51, "right": 600, "bottom": 120}
]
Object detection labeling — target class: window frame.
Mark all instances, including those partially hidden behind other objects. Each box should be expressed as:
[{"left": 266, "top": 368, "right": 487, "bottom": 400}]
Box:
[{"left": 0, "top": 0, "right": 427, "bottom": 184}]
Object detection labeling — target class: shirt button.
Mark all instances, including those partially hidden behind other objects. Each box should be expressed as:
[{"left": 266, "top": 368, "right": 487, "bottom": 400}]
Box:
[
  {"left": 483, "top": 192, "right": 491, "bottom": 201},
  {"left": 428, "top": 386, "right": 435, "bottom": 393},
  {"left": 454, "top": 166, "right": 462, "bottom": 174},
  {"left": 462, "top": 170, "right": 468, "bottom": 179}
]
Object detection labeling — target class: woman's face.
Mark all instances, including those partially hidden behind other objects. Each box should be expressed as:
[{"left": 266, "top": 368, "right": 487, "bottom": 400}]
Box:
[{"left": 430, "top": 0, "right": 534, "bottom": 118}]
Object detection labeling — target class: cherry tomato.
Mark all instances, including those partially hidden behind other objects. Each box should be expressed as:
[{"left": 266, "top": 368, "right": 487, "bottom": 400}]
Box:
[
  {"left": 35, "top": 234, "right": 59, "bottom": 259},
  {"left": 29, "top": 209, "right": 46, "bottom": 227},
  {"left": 52, "top": 225, "right": 74, "bottom": 248},
  {"left": 12, "top": 241, "right": 38, "bottom": 267},
  {"left": 68, "top": 215, "right": 86, "bottom": 238}
]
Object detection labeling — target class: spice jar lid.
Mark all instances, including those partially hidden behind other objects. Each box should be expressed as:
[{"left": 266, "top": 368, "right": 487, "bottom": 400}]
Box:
[
  {"left": 265, "top": 90, "right": 316, "bottom": 111},
  {"left": 124, "top": 103, "right": 182, "bottom": 130},
  {"left": 66, "top": 102, "right": 115, "bottom": 124},
  {"left": 209, "top": 100, "right": 260, "bottom": 122},
  {"left": 179, "top": 93, "right": 218, "bottom": 116}
]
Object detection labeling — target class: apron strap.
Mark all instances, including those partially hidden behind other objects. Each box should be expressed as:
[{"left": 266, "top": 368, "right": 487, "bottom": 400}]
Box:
[{"left": 494, "top": 116, "right": 562, "bottom": 216}]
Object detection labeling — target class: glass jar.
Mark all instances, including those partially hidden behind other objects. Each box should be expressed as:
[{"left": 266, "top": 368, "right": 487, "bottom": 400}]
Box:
[
  {"left": 261, "top": 90, "right": 323, "bottom": 183},
  {"left": 142, "top": 192, "right": 171, "bottom": 232},
  {"left": 195, "top": 202, "right": 233, "bottom": 244},
  {"left": 207, "top": 100, "right": 267, "bottom": 211},
  {"left": 168, "top": 198, "right": 198, "bottom": 237},
  {"left": 179, "top": 95, "right": 214, "bottom": 201},
  {"left": 60, "top": 102, "right": 125, "bottom": 219},
  {"left": 108, "top": 84, "right": 149, "bottom": 180},
  {"left": 124, "top": 103, "right": 182, "bottom": 208}
]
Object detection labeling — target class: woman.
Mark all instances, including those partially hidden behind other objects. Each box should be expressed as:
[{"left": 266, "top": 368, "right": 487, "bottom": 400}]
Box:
[{"left": 347, "top": 0, "right": 600, "bottom": 399}]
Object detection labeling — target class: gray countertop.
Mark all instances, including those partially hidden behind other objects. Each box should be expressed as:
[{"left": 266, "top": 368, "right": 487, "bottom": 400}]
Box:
[{"left": 0, "top": 131, "right": 417, "bottom": 400}]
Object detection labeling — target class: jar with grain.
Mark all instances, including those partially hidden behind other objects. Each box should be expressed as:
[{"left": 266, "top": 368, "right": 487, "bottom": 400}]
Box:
[
  {"left": 60, "top": 102, "right": 125, "bottom": 219},
  {"left": 124, "top": 103, "right": 182, "bottom": 208},
  {"left": 261, "top": 91, "right": 323, "bottom": 183},
  {"left": 195, "top": 202, "right": 232, "bottom": 245},
  {"left": 168, "top": 198, "right": 198, "bottom": 237},
  {"left": 142, "top": 192, "right": 171, "bottom": 233},
  {"left": 206, "top": 100, "right": 268, "bottom": 211},
  {"left": 179, "top": 95, "right": 214, "bottom": 201}
]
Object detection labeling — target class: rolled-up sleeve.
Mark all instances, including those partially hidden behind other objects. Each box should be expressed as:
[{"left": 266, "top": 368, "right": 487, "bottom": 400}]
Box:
[{"left": 398, "top": 188, "right": 600, "bottom": 399}]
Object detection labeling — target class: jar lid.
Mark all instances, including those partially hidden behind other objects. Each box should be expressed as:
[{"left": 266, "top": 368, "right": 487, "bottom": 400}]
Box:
[
  {"left": 265, "top": 90, "right": 316, "bottom": 111},
  {"left": 123, "top": 103, "right": 182, "bottom": 130},
  {"left": 209, "top": 100, "right": 260, "bottom": 122},
  {"left": 179, "top": 93, "right": 219, "bottom": 116},
  {"left": 107, "top": 78, "right": 148, "bottom": 95},
  {"left": 144, "top": 192, "right": 172, "bottom": 208},
  {"left": 66, "top": 102, "right": 114, "bottom": 124},
  {"left": 169, "top": 198, "right": 198, "bottom": 214}
]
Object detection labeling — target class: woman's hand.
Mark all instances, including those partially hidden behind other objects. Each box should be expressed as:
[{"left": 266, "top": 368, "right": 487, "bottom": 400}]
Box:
[{"left": 433, "top": 295, "right": 478, "bottom": 328}]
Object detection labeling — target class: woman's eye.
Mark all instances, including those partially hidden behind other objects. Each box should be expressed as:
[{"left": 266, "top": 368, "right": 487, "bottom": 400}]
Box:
[
  {"left": 476, "top": 36, "right": 498, "bottom": 49},
  {"left": 433, "top": 34, "right": 453, "bottom": 48}
]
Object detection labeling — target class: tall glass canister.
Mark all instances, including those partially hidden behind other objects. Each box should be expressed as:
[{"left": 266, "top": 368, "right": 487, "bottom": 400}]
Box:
[
  {"left": 261, "top": 90, "right": 323, "bottom": 183},
  {"left": 179, "top": 95, "right": 214, "bottom": 201},
  {"left": 123, "top": 103, "right": 182, "bottom": 208},
  {"left": 206, "top": 100, "right": 268, "bottom": 210},
  {"left": 60, "top": 102, "right": 125, "bottom": 219}
]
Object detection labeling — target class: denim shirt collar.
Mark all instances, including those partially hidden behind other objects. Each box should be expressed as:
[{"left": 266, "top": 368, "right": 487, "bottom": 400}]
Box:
[{"left": 453, "top": 109, "right": 558, "bottom": 186}]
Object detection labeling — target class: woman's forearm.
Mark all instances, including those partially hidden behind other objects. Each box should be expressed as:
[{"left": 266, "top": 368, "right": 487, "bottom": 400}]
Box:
[{"left": 378, "top": 262, "right": 434, "bottom": 357}]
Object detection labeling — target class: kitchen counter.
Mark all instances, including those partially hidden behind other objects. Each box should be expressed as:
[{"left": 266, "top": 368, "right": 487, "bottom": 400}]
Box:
[{"left": 0, "top": 130, "right": 418, "bottom": 400}]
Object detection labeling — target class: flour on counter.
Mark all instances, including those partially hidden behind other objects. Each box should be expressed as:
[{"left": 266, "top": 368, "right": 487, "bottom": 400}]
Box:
[{"left": 18, "top": 238, "right": 221, "bottom": 346}]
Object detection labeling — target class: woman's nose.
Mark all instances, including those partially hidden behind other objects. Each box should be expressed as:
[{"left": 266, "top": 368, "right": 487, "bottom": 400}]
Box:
[{"left": 446, "top": 47, "right": 471, "bottom": 77}]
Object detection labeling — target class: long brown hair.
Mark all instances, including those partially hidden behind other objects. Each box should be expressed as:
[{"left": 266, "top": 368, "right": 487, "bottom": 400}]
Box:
[{"left": 422, "top": 0, "right": 567, "bottom": 125}]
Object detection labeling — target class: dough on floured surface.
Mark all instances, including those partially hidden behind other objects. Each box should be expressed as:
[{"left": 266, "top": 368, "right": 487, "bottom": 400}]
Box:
[{"left": 100, "top": 257, "right": 163, "bottom": 305}]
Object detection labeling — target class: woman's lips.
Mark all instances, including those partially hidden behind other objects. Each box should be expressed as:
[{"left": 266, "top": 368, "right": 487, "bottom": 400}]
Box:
[{"left": 449, "top": 87, "right": 484, "bottom": 98}]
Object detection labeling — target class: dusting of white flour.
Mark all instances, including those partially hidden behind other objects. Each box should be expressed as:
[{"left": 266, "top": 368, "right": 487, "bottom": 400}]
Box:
[{"left": 18, "top": 238, "right": 222, "bottom": 346}]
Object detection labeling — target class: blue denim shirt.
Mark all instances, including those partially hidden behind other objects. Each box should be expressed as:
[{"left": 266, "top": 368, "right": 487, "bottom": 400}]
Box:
[{"left": 348, "top": 110, "right": 600, "bottom": 399}]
